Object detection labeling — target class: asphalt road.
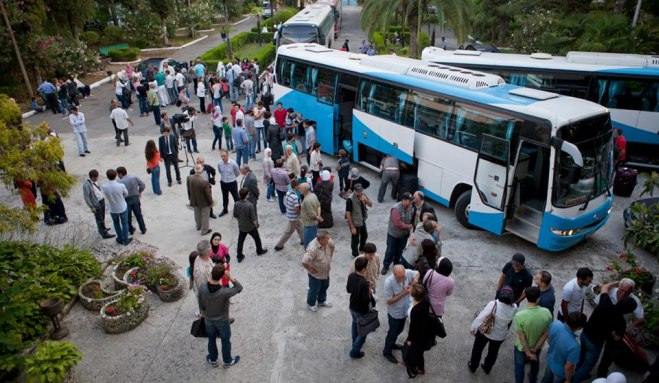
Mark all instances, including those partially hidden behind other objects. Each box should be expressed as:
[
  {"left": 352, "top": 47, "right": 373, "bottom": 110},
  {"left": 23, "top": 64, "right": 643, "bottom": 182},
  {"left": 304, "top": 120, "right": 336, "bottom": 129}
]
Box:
[{"left": 12, "top": 4, "right": 656, "bottom": 383}]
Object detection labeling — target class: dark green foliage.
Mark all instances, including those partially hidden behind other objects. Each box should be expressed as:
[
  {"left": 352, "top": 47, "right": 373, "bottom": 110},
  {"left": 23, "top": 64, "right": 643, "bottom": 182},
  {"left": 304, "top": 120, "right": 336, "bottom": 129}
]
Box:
[
  {"left": 201, "top": 32, "right": 275, "bottom": 68},
  {"left": 103, "top": 25, "right": 124, "bottom": 44},
  {"left": 108, "top": 47, "right": 141, "bottom": 61},
  {"left": 80, "top": 31, "right": 100, "bottom": 46},
  {"left": 24, "top": 341, "right": 82, "bottom": 383},
  {"left": 0, "top": 242, "right": 100, "bottom": 374}
]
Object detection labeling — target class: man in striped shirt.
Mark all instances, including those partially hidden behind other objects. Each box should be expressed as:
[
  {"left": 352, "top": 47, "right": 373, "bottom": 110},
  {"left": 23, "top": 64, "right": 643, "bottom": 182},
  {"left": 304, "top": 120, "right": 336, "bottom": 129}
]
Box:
[{"left": 274, "top": 179, "right": 304, "bottom": 251}]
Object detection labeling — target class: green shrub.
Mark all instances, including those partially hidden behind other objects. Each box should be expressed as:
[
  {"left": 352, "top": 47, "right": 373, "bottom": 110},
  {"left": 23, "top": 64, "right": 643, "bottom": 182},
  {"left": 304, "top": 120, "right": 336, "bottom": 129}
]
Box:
[
  {"left": 103, "top": 25, "right": 124, "bottom": 43},
  {"left": 0, "top": 242, "right": 100, "bottom": 374},
  {"left": 273, "top": 7, "right": 298, "bottom": 24},
  {"left": 373, "top": 32, "right": 386, "bottom": 51},
  {"left": 25, "top": 341, "right": 82, "bottom": 383},
  {"left": 80, "top": 31, "right": 100, "bottom": 46},
  {"left": 417, "top": 32, "right": 431, "bottom": 58},
  {"left": 108, "top": 47, "right": 141, "bottom": 61},
  {"left": 132, "top": 39, "right": 148, "bottom": 49}
]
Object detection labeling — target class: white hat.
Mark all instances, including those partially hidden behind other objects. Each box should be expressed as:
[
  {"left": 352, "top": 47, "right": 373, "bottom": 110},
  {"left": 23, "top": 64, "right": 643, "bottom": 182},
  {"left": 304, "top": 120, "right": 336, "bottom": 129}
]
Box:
[
  {"left": 592, "top": 372, "right": 626, "bottom": 383},
  {"left": 321, "top": 170, "right": 331, "bottom": 181}
]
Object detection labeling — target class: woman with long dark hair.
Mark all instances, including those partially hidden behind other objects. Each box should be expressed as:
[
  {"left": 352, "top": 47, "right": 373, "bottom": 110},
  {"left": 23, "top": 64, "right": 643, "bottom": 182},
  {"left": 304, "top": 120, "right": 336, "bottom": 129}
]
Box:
[
  {"left": 405, "top": 283, "right": 435, "bottom": 378},
  {"left": 145, "top": 139, "right": 162, "bottom": 195}
]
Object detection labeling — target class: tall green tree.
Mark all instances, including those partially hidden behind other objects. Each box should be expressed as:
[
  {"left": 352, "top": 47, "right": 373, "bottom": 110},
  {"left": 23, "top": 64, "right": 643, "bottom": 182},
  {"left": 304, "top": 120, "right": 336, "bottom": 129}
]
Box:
[
  {"left": 148, "top": 0, "right": 176, "bottom": 46},
  {"left": 44, "top": 0, "right": 94, "bottom": 73}
]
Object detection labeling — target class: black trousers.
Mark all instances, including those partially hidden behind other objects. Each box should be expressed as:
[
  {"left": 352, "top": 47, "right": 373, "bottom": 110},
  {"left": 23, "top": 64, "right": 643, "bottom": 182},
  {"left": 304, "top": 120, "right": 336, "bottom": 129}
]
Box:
[
  {"left": 220, "top": 181, "right": 239, "bottom": 211},
  {"left": 351, "top": 224, "right": 368, "bottom": 256},
  {"left": 125, "top": 195, "right": 146, "bottom": 233},
  {"left": 115, "top": 128, "right": 128, "bottom": 146},
  {"left": 45, "top": 93, "right": 59, "bottom": 114},
  {"left": 163, "top": 154, "right": 181, "bottom": 184},
  {"left": 93, "top": 199, "right": 108, "bottom": 235},
  {"left": 237, "top": 228, "right": 264, "bottom": 256},
  {"left": 469, "top": 330, "right": 504, "bottom": 373}
]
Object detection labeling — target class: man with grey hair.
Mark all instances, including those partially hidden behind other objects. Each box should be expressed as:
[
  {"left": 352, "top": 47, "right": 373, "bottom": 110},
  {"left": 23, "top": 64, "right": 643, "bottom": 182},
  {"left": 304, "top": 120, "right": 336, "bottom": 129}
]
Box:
[
  {"left": 240, "top": 163, "right": 260, "bottom": 219},
  {"left": 401, "top": 220, "right": 435, "bottom": 269},
  {"left": 383, "top": 264, "right": 418, "bottom": 363},
  {"left": 594, "top": 278, "right": 644, "bottom": 327},
  {"left": 412, "top": 191, "right": 436, "bottom": 229},
  {"left": 190, "top": 156, "right": 217, "bottom": 218},
  {"left": 302, "top": 230, "right": 335, "bottom": 312},
  {"left": 187, "top": 164, "right": 213, "bottom": 235}
]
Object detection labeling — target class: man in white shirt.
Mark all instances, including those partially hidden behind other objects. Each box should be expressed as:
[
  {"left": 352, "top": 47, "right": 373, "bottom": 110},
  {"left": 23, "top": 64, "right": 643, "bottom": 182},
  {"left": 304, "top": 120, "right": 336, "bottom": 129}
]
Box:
[
  {"left": 83, "top": 169, "right": 114, "bottom": 239},
  {"left": 593, "top": 278, "right": 645, "bottom": 327},
  {"left": 253, "top": 102, "right": 266, "bottom": 152},
  {"left": 182, "top": 107, "right": 199, "bottom": 153},
  {"left": 110, "top": 102, "right": 134, "bottom": 147},
  {"left": 196, "top": 78, "right": 207, "bottom": 114},
  {"left": 101, "top": 168, "right": 132, "bottom": 245},
  {"left": 240, "top": 73, "right": 254, "bottom": 110},
  {"left": 559, "top": 267, "right": 593, "bottom": 322},
  {"left": 165, "top": 70, "right": 177, "bottom": 105},
  {"left": 175, "top": 68, "right": 186, "bottom": 93},
  {"left": 69, "top": 106, "right": 90, "bottom": 157}
]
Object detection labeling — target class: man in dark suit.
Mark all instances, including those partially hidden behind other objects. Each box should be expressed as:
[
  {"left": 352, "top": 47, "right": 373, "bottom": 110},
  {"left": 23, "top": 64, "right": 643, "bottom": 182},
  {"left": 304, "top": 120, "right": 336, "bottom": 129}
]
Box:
[
  {"left": 187, "top": 164, "right": 213, "bottom": 236},
  {"left": 159, "top": 127, "right": 181, "bottom": 187},
  {"left": 234, "top": 188, "right": 267, "bottom": 262},
  {"left": 190, "top": 156, "right": 217, "bottom": 218},
  {"left": 412, "top": 191, "right": 436, "bottom": 229},
  {"left": 240, "top": 164, "right": 260, "bottom": 220}
]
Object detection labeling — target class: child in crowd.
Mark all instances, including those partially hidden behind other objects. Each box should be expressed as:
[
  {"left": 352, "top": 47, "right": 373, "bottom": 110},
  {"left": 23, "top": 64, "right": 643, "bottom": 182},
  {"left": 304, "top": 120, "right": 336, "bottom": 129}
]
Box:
[
  {"left": 31, "top": 97, "right": 45, "bottom": 113},
  {"left": 222, "top": 116, "right": 234, "bottom": 151},
  {"left": 337, "top": 149, "right": 351, "bottom": 197}
]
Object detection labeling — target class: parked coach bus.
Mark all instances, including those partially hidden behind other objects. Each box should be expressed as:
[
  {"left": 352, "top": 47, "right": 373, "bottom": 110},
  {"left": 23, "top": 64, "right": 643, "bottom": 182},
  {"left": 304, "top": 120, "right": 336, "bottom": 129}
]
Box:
[
  {"left": 422, "top": 48, "right": 659, "bottom": 169},
  {"left": 276, "top": 4, "right": 335, "bottom": 48},
  {"left": 274, "top": 44, "right": 615, "bottom": 251},
  {"left": 316, "top": 0, "right": 342, "bottom": 38}
]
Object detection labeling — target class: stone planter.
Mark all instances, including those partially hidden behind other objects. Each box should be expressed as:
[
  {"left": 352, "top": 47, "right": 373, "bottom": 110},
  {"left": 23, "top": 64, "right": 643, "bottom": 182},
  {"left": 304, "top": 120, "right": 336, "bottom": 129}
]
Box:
[
  {"left": 156, "top": 275, "right": 184, "bottom": 302},
  {"left": 64, "top": 368, "right": 79, "bottom": 383},
  {"left": 99, "top": 293, "right": 149, "bottom": 334},
  {"left": 78, "top": 280, "right": 121, "bottom": 312},
  {"left": 111, "top": 264, "right": 130, "bottom": 291},
  {"left": 628, "top": 326, "right": 659, "bottom": 349},
  {"left": 124, "top": 267, "right": 155, "bottom": 291},
  {"left": 640, "top": 272, "right": 656, "bottom": 296}
]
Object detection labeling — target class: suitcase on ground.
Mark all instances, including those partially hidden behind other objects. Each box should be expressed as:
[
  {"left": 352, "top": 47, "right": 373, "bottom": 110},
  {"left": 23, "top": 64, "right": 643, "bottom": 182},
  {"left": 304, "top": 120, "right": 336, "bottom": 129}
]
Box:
[{"left": 613, "top": 167, "right": 637, "bottom": 197}]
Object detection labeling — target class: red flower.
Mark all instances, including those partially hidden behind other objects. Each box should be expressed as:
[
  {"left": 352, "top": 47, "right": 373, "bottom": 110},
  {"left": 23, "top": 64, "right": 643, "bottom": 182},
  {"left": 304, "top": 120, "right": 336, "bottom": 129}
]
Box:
[
  {"left": 95, "top": 285, "right": 101, "bottom": 291},
  {"left": 130, "top": 271, "right": 137, "bottom": 278},
  {"left": 161, "top": 285, "right": 169, "bottom": 291},
  {"left": 619, "top": 254, "right": 627, "bottom": 261},
  {"left": 106, "top": 306, "right": 115, "bottom": 315},
  {"left": 607, "top": 266, "right": 614, "bottom": 272}
]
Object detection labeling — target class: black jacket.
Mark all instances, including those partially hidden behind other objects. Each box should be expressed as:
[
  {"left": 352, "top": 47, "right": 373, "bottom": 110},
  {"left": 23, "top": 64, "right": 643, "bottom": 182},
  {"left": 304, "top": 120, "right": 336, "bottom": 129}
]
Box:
[
  {"left": 159, "top": 134, "right": 179, "bottom": 156},
  {"left": 189, "top": 164, "right": 216, "bottom": 185}
]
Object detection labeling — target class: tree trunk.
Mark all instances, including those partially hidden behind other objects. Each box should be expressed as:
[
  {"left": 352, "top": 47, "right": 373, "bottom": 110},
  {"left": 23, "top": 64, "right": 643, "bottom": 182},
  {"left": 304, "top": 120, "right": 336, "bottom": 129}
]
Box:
[
  {"left": 162, "top": 21, "right": 170, "bottom": 46},
  {"left": 409, "top": 9, "right": 418, "bottom": 57},
  {"left": 69, "top": 18, "right": 87, "bottom": 75},
  {"left": 0, "top": 0, "right": 33, "bottom": 98}
]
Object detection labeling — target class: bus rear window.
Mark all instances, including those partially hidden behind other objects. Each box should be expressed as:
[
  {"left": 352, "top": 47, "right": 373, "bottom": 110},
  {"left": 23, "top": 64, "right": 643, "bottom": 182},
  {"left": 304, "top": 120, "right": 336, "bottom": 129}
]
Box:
[{"left": 281, "top": 25, "right": 318, "bottom": 43}]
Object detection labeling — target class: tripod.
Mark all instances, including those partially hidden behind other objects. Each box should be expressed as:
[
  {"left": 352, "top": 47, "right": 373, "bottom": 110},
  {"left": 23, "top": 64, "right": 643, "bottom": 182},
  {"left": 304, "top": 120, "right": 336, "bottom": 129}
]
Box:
[{"left": 177, "top": 125, "right": 195, "bottom": 169}]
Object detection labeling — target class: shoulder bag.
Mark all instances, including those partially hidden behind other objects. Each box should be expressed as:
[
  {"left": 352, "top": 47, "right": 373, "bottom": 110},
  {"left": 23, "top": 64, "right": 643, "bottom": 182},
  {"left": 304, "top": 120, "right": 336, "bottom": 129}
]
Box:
[
  {"left": 476, "top": 302, "right": 497, "bottom": 335},
  {"left": 356, "top": 309, "right": 380, "bottom": 337},
  {"left": 190, "top": 317, "right": 207, "bottom": 337},
  {"left": 423, "top": 271, "right": 447, "bottom": 338}
]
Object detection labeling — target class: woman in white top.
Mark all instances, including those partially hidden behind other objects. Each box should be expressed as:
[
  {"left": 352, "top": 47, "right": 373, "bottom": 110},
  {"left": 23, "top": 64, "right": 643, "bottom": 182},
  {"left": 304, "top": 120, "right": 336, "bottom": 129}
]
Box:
[
  {"left": 262, "top": 148, "right": 275, "bottom": 201},
  {"left": 468, "top": 285, "right": 518, "bottom": 374},
  {"left": 309, "top": 142, "right": 322, "bottom": 187},
  {"left": 196, "top": 78, "right": 206, "bottom": 114}
]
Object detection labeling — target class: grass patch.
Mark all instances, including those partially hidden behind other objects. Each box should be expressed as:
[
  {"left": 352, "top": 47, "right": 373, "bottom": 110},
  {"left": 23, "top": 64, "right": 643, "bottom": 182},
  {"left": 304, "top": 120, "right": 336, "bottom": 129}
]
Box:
[{"left": 232, "top": 42, "right": 272, "bottom": 60}]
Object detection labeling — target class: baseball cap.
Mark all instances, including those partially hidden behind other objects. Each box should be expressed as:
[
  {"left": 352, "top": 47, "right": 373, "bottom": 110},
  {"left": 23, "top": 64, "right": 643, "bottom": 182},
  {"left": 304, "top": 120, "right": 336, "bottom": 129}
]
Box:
[
  {"left": 401, "top": 192, "right": 413, "bottom": 201},
  {"left": 511, "top": 253, "right": 525, "bottom": 265},
  {"left": 353, "top": 183, "right": 363, "bottom": 192}
]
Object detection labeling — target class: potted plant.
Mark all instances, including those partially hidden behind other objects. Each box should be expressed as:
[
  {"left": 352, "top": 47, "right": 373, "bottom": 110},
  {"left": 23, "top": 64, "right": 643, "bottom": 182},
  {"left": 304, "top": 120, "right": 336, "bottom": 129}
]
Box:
[
  {"left": 111, "top": 251, "right": 154, "bottom": 290},
  {"left": 77, "top": 280, "right": 121, "bottom": 311},
  {"left": 100, "top": 285, "right": 149, "bottom": 334},
  {"left": 145, "top": 263, "right": 184, "bottom": 302},
  {"left": 24, "top": 340, "right": 82, "bottom": 383},
  {"left": 607, "top": 251, "right": 656, "bottom": 295}
]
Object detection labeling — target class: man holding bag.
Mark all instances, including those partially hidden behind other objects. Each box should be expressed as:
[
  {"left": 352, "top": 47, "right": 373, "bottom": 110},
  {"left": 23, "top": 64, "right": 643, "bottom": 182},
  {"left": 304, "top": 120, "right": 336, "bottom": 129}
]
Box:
[{"left": 346, "top": 257, "right": 375, "bottom": 359}]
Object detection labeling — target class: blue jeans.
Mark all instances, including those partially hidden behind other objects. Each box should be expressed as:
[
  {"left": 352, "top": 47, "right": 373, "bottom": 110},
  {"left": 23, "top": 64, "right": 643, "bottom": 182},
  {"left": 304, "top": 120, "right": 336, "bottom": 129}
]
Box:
[
  {"left": 229, "top": 84, "right": 239, "bottom": 101},
  {"left": 384, "top": 314, "right": 406, "bottom": 355},
  {"left": 75, "top": 132, "right": 89, "bottom": 155},
  {"left": 138, "top": 96, "right": 149, "bottom": 114},
  {"left": 150, "top": 165, "right": 162, "bottom": 195},
  {"left": 266, "top": 182, "right": 274, "bottom": 200},
  {"left": 126, "top": 195, "right": 146, "bottom": 233},
  {"left": 541, "top": 366, "right": 566, "bottom": 383},
  {"left": 515, "top": 347, "right": 540, "bottom": 383},
  {"left": 248, "top": 135, "right": 256, "bottom": 159},
  {"left": 306, "top": 274, "right": 329, "bottom": 307},
  {"left": 205, "top": 318, "right": 233, "bottom": 364},
  {"left": 235, "top": 147, "right": 248, "bottom": 166},
  {"left": 383, "top": 234, "right": 409, "bottom": 270},
  {"left": 117, "top": 94, "right": 129, "bottom": 109},
  {"left": 185, "top": 136, "right": 198, "bottom": 153},
  {"left": 213, "top": 97, "right": 223, "bottom": 113},
  {"left": 303, "top": 225, "right": 318, "bottom": 249},
  {"left": 299, "top": 134, "right": 307, "bottom": 155},
  {"left": 212, "top": 125, "right": 223, "bottom": 150},
  {"left": 573, "top": 332, "right": 603, "bottom": 383},
  {"left": 245, "top": 93, "right": 254, "bottom": 110},
  {"left": 110, "top": 209, "right": 129, "bottom": 244},
  {"left": 225, "top": 135, "right": 234, "bottom": 150},
  {"left": 276, "top": 189, "right": 286, "bottom": 213},
  {"left": 350, "top": 309, "right": 368, "bottom": 357},
  {"left": 256, "top": 127, "right": 266, "bottom": 150}
]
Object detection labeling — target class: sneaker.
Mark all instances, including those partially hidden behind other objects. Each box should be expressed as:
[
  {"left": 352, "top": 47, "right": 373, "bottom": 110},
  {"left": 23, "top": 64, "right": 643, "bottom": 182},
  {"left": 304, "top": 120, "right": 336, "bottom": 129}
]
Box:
[
  {"left": 222, "top": 356, "right": 240, "bottom": 369},
  {"left": 308, "top": 305, "right": 318, "bottom": 312},
  {"left": 267, "top": 198, "right": 275, "bottom": 202},
  {"left": 318, "top": 302, "right": 333, "bottom": 308},
  {"left": 206, "top": 355, "right": 218, "bottom": 368},
  {"left": 256, "top": 249, "right": 268, "bottom": 256},
  {"left": 350, "top": 351, "right": 365, "bottom": 359}
]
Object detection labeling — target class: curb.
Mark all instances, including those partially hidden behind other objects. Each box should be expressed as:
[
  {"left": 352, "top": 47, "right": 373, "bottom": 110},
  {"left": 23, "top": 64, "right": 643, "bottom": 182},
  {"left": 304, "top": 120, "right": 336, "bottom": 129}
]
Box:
[
  {"left": 141, "top": 35, "right": 209, "bottom": 52},
  {"left": 109, "top": 58, "right": 141, "bottom": 65},
  {"left": 22, "top": 76, "right": 113, "bottom": 120}
]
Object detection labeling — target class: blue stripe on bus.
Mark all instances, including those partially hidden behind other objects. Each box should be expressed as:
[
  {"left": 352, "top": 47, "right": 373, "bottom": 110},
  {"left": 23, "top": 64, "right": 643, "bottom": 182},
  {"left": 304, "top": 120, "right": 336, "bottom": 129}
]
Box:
[
  {"left": 352, "top": 115, "right": 414, "bottom": 164},
  {"left": 364, "top": 72, "right": 540, "bottom": 107},
  {"left": 469, "top": 210, "right": 505, "bottom": 235},
  {"left": 612, "top": 120, "right": 659, "bottom": 146},
  {"left": 537, "top": 195, "right": 613, "bottom": 251},
  {"left": 419, "top": 187, "right": 450, "bottom": 207},
  {"left": 597, "top": 68, "right": 659, "bottom": 76},
  {"left": 276, "top": 90, "right": 336, "bottom": 154}
]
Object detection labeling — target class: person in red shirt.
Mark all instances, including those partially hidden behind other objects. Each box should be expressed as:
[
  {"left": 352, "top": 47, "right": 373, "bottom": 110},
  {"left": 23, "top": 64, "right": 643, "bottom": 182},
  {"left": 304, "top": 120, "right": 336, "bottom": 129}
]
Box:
[
  {"left": 274, "top": 102, "right": 287, "bottom": 127},
  {"left": 614, "top": 128, "right": 626, "bottom": 166},
  {"left": 230, "top": 102, "right": 245, "bottom": 127}
]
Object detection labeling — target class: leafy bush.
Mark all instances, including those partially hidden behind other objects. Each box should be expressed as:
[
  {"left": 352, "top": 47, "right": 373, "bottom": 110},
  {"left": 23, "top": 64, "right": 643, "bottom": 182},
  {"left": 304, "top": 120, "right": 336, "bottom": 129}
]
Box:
[
  {"left": 145, "top": 263, "right": 174, "bottom": 286},
  {"left": 201, "top": 32, "right": 275, "bottom": 65},
  {"left": 108, "top": 47, "right": 141, "bottom": 61},
  {"left": 80, "top": 31, "right": 100, "bottom": 46},
  {"left": 624, "top": 172, "right": 659, "bottom": 256},
  {"left": 103, "top": 25, "right": 124, "bottom": 43},
  {"left": 24, "top": 341, "right": 82, "bottom": 383},
  {"left": 373, "top": 32, "right": 385, "bottom": 52},
  {"left": 273, "top": 7, "right": 298, "bottom": 25},
  {"left": 417, "top": 32, "right": 431, "bottom": 57},
  {"left": 0, "top": 242, "right": 100, "bottom": 374}
]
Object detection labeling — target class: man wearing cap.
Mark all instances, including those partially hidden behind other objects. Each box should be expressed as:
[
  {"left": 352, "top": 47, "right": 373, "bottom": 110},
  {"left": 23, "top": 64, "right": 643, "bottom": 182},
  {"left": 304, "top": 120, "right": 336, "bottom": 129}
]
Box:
[
  {"left": 345, "top": 183, "right": 373, "bottom": 257},
  {"left": 381, "top": 192, "right": 414, "bottom": 275},
  {"left": 496, "top": 253, "right": 533, "bottom": 305}
]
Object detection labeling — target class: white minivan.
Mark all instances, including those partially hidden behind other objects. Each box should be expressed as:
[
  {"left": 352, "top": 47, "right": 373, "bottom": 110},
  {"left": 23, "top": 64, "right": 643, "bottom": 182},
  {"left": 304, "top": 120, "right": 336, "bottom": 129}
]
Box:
[{"left": 262, "top": 1, "right": 272, "bottom": 18}]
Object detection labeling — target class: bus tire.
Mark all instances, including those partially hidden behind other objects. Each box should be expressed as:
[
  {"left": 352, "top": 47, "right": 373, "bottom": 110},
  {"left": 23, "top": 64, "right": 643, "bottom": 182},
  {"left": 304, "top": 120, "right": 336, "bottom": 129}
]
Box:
[{"left": 455, "top": 190, "right": 477, "bottom": 229}]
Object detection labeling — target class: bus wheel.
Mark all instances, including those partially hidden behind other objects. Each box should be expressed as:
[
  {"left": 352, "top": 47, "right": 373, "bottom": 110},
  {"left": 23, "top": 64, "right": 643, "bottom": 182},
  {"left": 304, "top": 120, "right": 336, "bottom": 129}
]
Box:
[{"left": 455, "top": 190, "right": 477, "bottom": 229}]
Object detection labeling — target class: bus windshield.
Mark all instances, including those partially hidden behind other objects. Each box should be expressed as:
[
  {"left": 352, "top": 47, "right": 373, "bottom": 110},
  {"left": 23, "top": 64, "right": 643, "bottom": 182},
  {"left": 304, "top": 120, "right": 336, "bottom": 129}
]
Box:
[
  {"left": 553, "top": 114, "right": 613, "bottom": 208},
  {"left": 281, "top": 25, "right": 319, "bottom": 44}
]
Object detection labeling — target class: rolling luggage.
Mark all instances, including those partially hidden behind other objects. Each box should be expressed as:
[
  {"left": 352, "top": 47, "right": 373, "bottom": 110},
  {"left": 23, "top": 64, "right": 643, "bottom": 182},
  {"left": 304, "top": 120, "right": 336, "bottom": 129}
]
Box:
[{"left": 613, "top": 167, "right": 637, "bottom": 197}]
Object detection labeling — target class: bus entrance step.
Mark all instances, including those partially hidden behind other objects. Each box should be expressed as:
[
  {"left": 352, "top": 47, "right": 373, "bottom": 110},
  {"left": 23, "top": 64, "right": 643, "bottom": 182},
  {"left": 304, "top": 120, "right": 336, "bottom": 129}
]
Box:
[{"left": 505, "top": 217, "right": 540, "bottom": 244}]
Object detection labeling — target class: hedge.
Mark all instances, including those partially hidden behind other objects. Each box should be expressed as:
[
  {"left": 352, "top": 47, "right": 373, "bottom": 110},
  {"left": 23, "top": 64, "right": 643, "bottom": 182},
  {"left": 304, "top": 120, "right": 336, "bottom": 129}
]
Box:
[
  {"left": 81, "top": 31, "right": 100, "bottom": 46},
  {"left": 201, "top": 32, "right": 275, "bottom": 67},
  {"left": 373, "top": 32, "right": 386, "bottom": 52},
  {"left": 251, "top": 7, "right": 298, "bottom": 32},
  {"left": 108, "top": 47, "right": 140, "bottom": 61}
]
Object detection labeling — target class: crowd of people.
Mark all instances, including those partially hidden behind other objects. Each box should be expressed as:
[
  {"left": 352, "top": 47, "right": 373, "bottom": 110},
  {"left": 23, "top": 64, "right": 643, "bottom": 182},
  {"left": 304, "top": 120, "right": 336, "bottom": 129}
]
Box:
[{"left": 20, "top": 52, "right": 655, "bottom": 383}]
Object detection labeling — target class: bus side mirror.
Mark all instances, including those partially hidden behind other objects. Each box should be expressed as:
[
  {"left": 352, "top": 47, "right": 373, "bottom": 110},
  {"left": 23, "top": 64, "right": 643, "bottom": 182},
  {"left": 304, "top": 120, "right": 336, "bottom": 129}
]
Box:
[{"left": 551, "top": 137, "right": 583, "bottom": 167}]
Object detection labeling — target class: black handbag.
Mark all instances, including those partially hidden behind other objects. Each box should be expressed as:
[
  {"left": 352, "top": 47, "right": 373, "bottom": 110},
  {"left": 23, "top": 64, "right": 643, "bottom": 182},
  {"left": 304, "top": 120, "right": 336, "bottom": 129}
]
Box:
[
  {"left": 356, "top": 309, "right": 380, "bottom": 337},
  {"left": 190, "top": 318, "right": 207, "bottom": 337},
  {"left": 423, "top": 271, "right": 447, "bottom": 338}
]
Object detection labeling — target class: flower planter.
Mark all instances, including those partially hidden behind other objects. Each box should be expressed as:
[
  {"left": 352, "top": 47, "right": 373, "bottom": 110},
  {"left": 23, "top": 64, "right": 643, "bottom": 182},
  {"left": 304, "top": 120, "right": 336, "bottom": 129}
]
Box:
[
  {"left": 111, "top": 264, "right": 130, "bottom": 291},
  {"left": 78, "top": 280, "right": 121, "bottom": 312},
  {"left": 640, "top": 272, "right": 656, "bottom": 296},
  {"left": 99, "top": 293, "right": 149, "bottom": 334},
  {"left": 156, "top": 275, "right": 184, "bottom": 302},
  {"left": 63, "top": 368, "right": 79, "bottom": 383},
  {"left": 123, "top": 267, "right": 155, "bottom": 291}
]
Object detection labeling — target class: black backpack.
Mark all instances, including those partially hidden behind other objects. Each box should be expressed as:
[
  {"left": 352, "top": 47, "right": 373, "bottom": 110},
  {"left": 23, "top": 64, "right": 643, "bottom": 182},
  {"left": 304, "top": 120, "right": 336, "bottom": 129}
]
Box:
[
  {"left": 233, "top": 74, "right": 242, "bottom": 87},
  {"left": 66, "top": 81, "right": 78, "bottom": 96}
]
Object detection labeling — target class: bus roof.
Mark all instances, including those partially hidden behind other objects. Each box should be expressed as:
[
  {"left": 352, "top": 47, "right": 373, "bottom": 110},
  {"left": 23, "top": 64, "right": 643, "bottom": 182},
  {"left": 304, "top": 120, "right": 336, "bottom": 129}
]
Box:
[
  {"left": 277, "top": 44, "right": 608, "bottom": 125},
  {"left": 421, "top": 47, "right": 659, "bottom": 77},
  {"left": 283, "top": 4, "right": 333, "bottom": 26}
]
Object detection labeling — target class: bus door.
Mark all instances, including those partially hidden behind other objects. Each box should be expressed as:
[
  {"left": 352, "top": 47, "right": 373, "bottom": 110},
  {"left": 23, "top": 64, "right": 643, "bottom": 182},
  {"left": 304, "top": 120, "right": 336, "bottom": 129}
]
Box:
[
  {"left": 470, "top": 134, "right": 510, "bottom": 234},
  {"left": 336, "top": 86, "right": 356, "bottom": 154}
]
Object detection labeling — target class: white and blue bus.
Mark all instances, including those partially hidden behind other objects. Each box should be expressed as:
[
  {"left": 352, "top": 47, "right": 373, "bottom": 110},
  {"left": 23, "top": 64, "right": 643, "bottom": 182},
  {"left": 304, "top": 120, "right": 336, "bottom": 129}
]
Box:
[
  {"left": 422, "top": 48, "right": 659, "bottom": 169},
  {"left": 276, "top": 5, "right": 335, "bottom": 48},
  {"left": 274, "top": 44, "right": 615, "bottom": 251}
]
